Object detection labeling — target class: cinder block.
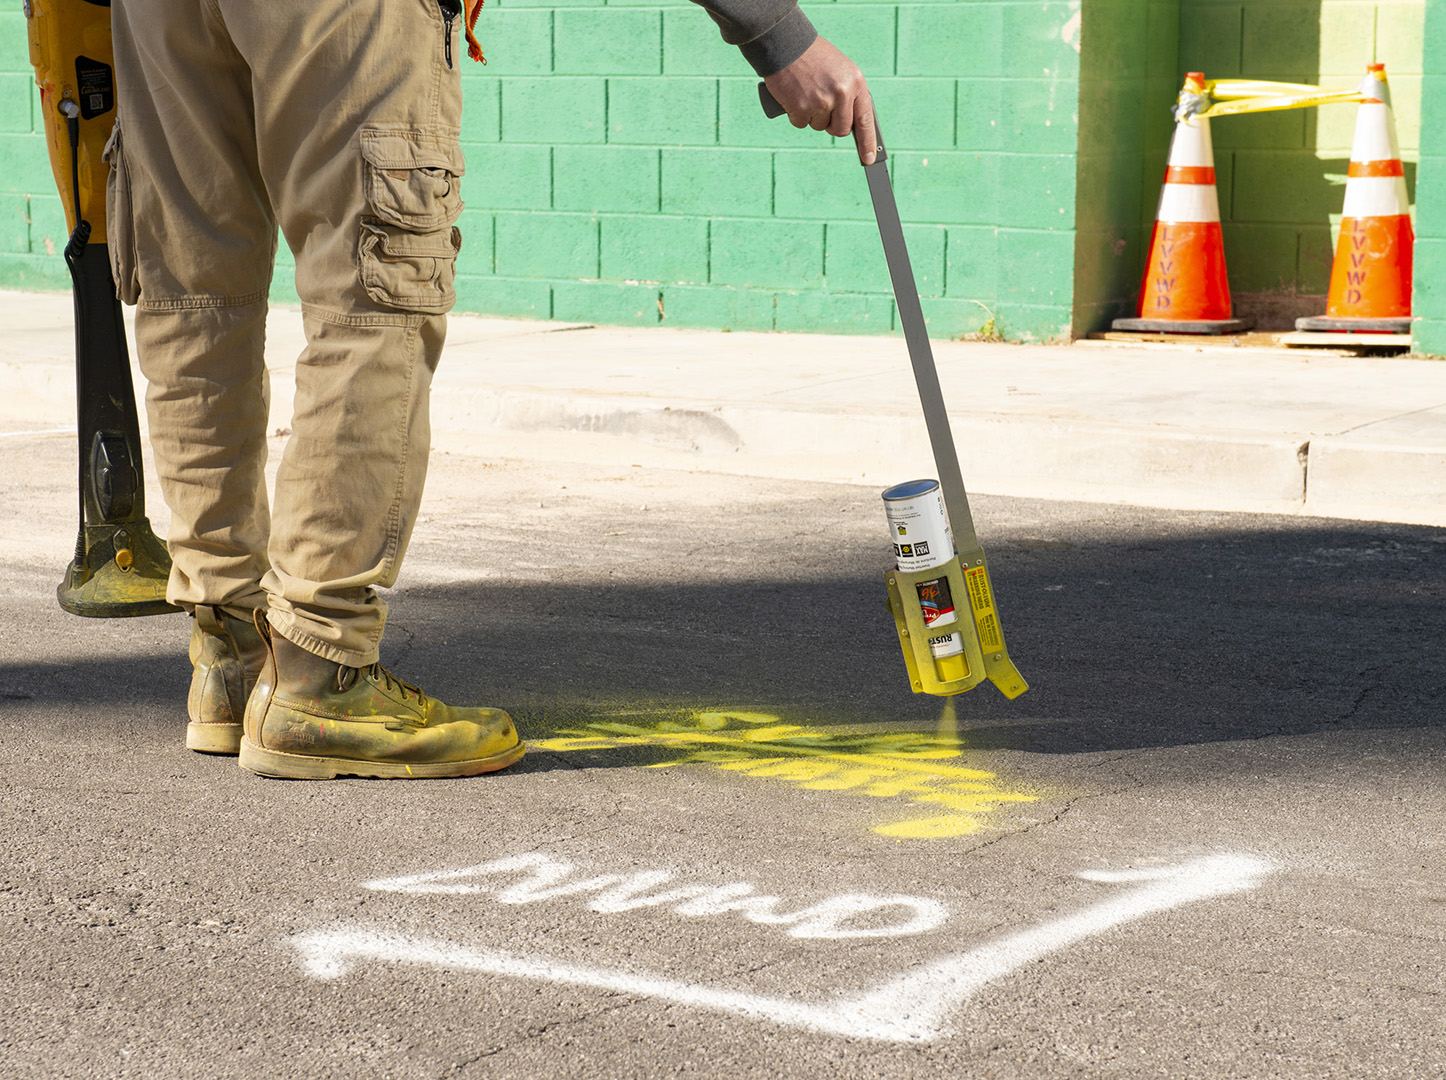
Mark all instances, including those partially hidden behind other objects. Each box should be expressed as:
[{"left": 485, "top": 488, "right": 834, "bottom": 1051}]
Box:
[
  {"left": 502, "top": 77, "right": 606, "bottom": 143},
  {"left": 555, "top": 146, "right": 659, "bottom": 212},
  {"left": 774, "top": 150, "right": 873, "bottom": 221},
  {"left": 0, "top": 252, "right": 71, "bottom": 290},
  {"left": 945, "top": 226, "right": 1001, "bottom": 299},
  {"left": 554, "top": 279, "right": 661, "bottom": 325},
  {"left": 457, "top": 209, "right": 496, "bottom": 275},
  {"left": 661, "top": 147, "right": 772, "bottom": 217},
  {"left": 809, "top": 5, "right": 896, "bottom": 77},
  {"left": 478, "top": 9, "right": 553, "bottom": 75},
  {"left": 709, "top": 217, "right": 824, "bottom": 288},
  {"left": 0, "top": 75, "right": 31, "bottom": 133},
  {"left": 462, "top": 143, "right": 551, "bottom": 209},
  {"left": 1178, "top": 4, "right": 1242, "bottom": 80},
  {"left": 461, "top": 77, "right": 500, "bottom": 143},
  {"left": 662, "top": 10, "right": 742, "bottom": 76},
  {"left": 1242, "top": 5, "right": 1324, "bottom": 79},
  {"left": 454, "top": 275, "right": 552, "bottom": 320},
  {"left": 555, "top": 9, "right": 661, "bottom": 75},
  {"left": 920, "top": 295, "right": 1004, "bottom": 339},
  {"left": 898, "top": 5, "right": 1001, "bottom": 78},
  {"left": 1073, "top": 224, "right": 1146, "bottom": 310},
  {"left": 495, "top": 212, "right": 599, "bottom": 278},
  {"left": 1082, "top": 0, "right": 1150, "bottom": 78},
  {"left": 992, "top": 301, "right": 1073, "bottom": 343},
  {"left": 775, "top": 289, "right": 895, "bottom": 334},
  {"left": 1002, "top": 2, "right": 1081, "bottom": 80},
  {"left": 1412, "top": 154, "right": 1446, "bottom": 235},
  {"left": 660, "top": 283, "right": 776, "bottom": 330},
  {"left": 1297, "top": 224, "right": 1337, "bottom": 295},
  {"left": 1318, "top": 5, "right": 1384, "bottom": 76},
  {"left": 957, "top": 80, "right": 1004, "bottom": 152},
  {"left": 0, "top": 12, "right": 29, "bottom": 70},
  {"left": 997, "top": 228, "right": 1076, "bottom": 305},
  {"left": 1212, "top": 105, "right": 1307, "bottom": 151},
  {"left": 608, "top": 78, "right": 717, "bottom": 146},
  {"left": 995, "top": 153, "right": 1077, "bottom": 228},
  {"left": 1000, "top": 77, "right": 1083, "bottom": 156},
  {"left": 0, "top": 134, "right": 49, "bottom": 194},
  {"left": 0, "top": 193, "right": 27, "bottom": 253},
  {"left": 825, "top": 220, "right": 945, "bottom": 296},
  {"left": 873, "top": 80, "right": 955, "bottom": 150},
  {"left": 890, "top": 151, "right": 1000, "bottom": 226},
  {"left": 1378, "top": 5, "right": 1427, "bottom": 75},
  {"left": 1220, "top": 222, "right": 1303, "bottom": 293},
  {"left": 1075, "top": 151, "right": 1145, "bottom": 233},
  {"left": 1146, "top": 1, "right": 1182, "bottom": 79},
  {"left": 1233, "top": 151, "right": 1346, "bottom": 224},
  {"left": 600, "top": 215, "right": 708, "bottom": 283}
]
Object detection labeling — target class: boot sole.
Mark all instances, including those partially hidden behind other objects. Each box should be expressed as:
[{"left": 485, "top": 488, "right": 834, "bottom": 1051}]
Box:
[
  {"left": 237, "top": 737, "right": 526, "bottom": 780},
  {"left": 187, "top": 722, "right": 243, "bottom": 755}
]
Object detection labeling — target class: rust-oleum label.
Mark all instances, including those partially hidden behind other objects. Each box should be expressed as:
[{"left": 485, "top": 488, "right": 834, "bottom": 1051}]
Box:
[{"left": 965, "top": 566, "right": 1002, "bottom": 650}]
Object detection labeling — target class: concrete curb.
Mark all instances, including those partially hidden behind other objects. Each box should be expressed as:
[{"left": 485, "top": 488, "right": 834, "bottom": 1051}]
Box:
[{"left": 5, "top": 289, "right": 1446, "bottom": 526}]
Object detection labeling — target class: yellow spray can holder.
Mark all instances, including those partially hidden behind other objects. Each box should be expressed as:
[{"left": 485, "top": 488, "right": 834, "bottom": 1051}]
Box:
[{"left": 885, "top": 550, "right": 1028, "bottom": 700}]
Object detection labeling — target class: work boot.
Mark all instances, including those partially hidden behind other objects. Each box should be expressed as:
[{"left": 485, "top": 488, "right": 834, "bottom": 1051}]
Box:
[
  {"left": 239, "top": 617, "right": 525, "bottom": 779},
  {"left": 187, "top": 605, "right": 268, "bottom": 754}
]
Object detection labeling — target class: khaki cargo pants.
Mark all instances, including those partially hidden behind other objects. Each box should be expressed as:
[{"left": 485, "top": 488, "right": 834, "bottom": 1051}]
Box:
[{"left": 109, "top": 0, "right": 465, "bottom": 666}]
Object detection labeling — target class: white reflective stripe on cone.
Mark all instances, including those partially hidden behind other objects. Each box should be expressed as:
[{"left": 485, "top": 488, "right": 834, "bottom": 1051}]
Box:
[
  {"left": 1342, "top": 175, "right": 1410, "bottom": 217},
  {"left": 1157, "top": 183, "right": 1221, "bottom": 224},
  {"left": 1350, "top": 103, "right": 1401, "bottom": 163},
  {"left": 1167, "top": 118, "right": 1214, "bottom": 168}
]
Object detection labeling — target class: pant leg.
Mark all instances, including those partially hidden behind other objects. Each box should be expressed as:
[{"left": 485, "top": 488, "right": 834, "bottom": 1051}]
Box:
[
  {"left": 110, "top": 0, "right": 276, "bottom": 616},
  {"left": 224, "top": 0, "right": 465, "bottom": 666}
]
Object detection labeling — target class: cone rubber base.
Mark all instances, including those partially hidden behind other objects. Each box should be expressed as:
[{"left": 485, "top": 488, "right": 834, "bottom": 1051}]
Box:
[
  {"left": 57, "top": 519, "right": 180, "bottom": 618},
  {"left": 1112, "top": 317, "right": 1253, "bottom": 335},
  {"left": 1295, "top": 316, "right": 1411, "bottom": 333}
]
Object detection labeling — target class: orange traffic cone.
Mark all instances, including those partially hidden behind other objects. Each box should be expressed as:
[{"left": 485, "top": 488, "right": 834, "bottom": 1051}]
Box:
[
  {"left": 1297, "top": 64, "right": 1413, "bottom": 333},
  {"left": 1115, "top": 73, "right": 1251, "bottom": 334}
]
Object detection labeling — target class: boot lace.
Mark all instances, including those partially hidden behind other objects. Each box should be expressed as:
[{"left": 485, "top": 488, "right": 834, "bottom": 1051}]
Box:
[{"left": 367, "top": 663, "right": 429, "bottom": 708}]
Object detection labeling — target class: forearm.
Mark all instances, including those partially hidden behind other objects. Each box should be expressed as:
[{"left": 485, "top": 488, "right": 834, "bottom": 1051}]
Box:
[{"left": 688, "top": 0, "right": 817, "bottom": 77}]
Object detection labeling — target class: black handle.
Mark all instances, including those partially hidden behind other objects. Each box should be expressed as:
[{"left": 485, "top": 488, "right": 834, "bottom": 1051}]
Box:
[{"left": 756, "top": 82, "right": 885, "bottom": 165}]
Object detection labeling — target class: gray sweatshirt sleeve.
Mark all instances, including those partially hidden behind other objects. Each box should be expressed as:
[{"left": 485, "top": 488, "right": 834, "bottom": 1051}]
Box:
[{"left": 689, "top": 0, "right": 818, "bottom": 78}]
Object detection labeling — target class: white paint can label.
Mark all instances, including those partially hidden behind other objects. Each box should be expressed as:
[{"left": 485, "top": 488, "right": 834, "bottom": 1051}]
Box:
[{"left": 883, "top": 479, "right": 962, "bottom": 660}]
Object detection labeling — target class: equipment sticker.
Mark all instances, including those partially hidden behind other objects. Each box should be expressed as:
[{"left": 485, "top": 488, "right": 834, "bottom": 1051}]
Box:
[{"left": 965, "top": 566, "right": 1002, "bottom": 650}]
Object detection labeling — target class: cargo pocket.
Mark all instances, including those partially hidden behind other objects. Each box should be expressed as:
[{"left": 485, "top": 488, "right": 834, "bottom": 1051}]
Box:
[
  {"left": 102, "top": 120, "right": 141, "bottom": 306},
  {"left": 358, "top": 129, "right": 465, "bottom": 313}
]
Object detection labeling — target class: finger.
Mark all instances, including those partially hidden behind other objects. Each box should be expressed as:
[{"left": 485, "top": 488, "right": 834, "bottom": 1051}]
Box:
[
  {"left": 853, "top": 90, "right": 878, "bottom": 165},
  {"left": 827, "top": 93, "right": 855, "bottom": 139}
]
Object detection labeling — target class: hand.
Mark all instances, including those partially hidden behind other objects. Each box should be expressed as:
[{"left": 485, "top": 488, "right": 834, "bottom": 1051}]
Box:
[{"left": 763, "top": 37, "right": 878, "bottom": 164}]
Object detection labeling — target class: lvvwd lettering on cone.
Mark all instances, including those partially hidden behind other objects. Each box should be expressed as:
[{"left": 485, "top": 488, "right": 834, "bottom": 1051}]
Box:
[
  {"left": 1298, "top": 64, "right": 1413, "bottom": 334},
  {"left": 1114, "top": 73, "right": 1251, "bottom": 335}
]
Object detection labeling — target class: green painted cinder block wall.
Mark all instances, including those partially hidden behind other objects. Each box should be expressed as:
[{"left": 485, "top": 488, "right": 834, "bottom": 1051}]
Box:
[
  {"left": 1, "top": 2, "right": 1433, "bottom": 342},
  {"left": 1410, "top": 0, "right": 1446, "bottom": 353},
  {"left": 0, "top": 1, "right": 1087, "bottom": 343}
]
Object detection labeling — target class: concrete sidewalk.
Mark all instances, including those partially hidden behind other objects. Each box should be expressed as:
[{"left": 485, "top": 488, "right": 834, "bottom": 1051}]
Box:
[{"left": 4, "top": 288, "right": 1446, "bottom": 526}]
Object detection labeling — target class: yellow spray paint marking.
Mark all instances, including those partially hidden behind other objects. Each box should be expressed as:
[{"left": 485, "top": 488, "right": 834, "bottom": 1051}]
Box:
[{"left": 531, "top": 709, "right": 1037, "bottom": 839}]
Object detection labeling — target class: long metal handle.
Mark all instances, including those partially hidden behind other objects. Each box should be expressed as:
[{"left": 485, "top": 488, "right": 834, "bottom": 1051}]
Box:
[{"left": 758, "top": 85, "right": 1027, "bottom": 699}]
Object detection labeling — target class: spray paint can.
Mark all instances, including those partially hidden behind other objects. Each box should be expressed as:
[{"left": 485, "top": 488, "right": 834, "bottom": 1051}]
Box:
[{"left": 881, "top": 480, "right": 968, "bottom": 685}]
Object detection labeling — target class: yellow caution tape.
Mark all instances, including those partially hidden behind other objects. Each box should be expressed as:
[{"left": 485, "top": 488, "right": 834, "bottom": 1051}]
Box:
[{"left": 1174, "top": 78, "right": 1367, "bottom": 122}]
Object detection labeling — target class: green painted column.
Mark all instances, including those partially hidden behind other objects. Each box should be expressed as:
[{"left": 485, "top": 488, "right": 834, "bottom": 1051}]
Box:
[{"left": 1412, "top": 0, "right": 1446, "bottom": 353}]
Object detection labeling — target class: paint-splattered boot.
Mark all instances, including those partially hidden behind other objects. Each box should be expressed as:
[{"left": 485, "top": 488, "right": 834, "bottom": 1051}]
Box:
[
  {"left": 238, "top": 617, "right": 525, "bottom": 780},
  {"left": 187, "top": 604, "right": 268, "bottom": 754}
]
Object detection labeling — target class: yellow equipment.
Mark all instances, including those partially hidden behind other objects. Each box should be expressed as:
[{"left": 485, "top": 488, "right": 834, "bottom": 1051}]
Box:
[{"left": 26, "top": 0, "right": 176, "bottom": 617}]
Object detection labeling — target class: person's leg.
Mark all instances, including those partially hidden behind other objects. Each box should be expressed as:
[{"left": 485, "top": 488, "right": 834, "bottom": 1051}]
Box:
[
  {"left": 229, "top": 0, "right": 464, "bottom": 666},
  {"left": 111, "top": 0, "right": 276, "bottom": 753},
  {"left": 220, "top": 0, "right": 521, "bottom": 778}
]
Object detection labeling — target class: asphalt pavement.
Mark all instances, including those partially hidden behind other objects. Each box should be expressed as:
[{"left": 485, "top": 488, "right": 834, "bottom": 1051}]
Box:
[{"left": 1, "top": 291, "right": 1444, "bottom": 1078}]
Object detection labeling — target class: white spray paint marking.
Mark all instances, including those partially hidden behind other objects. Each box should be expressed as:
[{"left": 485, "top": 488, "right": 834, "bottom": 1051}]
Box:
[
  {"left": 296, "top": 854, "right": 1273, "bottom": 1042},
  {"left": 365, "top": 852, "right": 948, "bottom": 940}
]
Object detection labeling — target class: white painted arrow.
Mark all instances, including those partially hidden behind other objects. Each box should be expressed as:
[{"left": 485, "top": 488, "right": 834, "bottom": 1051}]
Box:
[{"left": 289, "top": 853, "right": 1273, "bottom": 1043}]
